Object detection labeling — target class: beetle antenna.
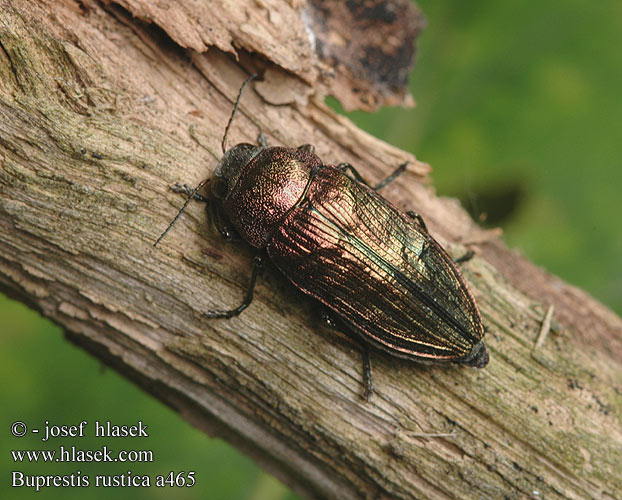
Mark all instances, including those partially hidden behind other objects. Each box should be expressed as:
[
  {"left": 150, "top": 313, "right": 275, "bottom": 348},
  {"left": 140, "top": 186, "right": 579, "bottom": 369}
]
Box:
[
  {"left": 153, "top": 178, "right": 210, "bottom": 247},
  {"left": 221, "top": 74, "right": 257, "bottom": 153},
  {"left": 154, "top": 74, "right": 257, "bottom": 248}
]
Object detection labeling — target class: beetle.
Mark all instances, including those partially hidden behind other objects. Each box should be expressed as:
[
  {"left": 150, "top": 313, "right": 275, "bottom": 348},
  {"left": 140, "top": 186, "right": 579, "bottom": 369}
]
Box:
[{"left": 155, "top": 75, "right": 489, "bottom": 400}]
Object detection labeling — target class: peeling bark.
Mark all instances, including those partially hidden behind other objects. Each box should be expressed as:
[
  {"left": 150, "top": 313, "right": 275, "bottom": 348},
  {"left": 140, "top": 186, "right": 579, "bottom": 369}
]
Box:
[{"left": 1, "top": 1, "right": 620, "bottom": 499}]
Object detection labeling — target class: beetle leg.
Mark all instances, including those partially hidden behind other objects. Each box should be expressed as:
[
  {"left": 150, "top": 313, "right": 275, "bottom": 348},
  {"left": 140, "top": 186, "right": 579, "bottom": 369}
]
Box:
[
  {"left": 336, "top": 162, "right": 371, "bottom": 186},
  {"left": 406, "top": 210, "right": 428, "bottom": 232},
  {"left": 205, "top": 256, "right": 264, "bottom": 318},
  {"left": 362, "top": 348, "right": 373, "bottom": 402},
  {"left": 454, "top": 250, "right": 475, "bottom": 264},
  {"left": 321, "top": 308, "right": 374, "bottom": 401},
  {"left": 337, "top": 161, "right": 409, "bottom": 192},
  {"left": 374, "top": 161, "right": 408, "bottom": 190}
]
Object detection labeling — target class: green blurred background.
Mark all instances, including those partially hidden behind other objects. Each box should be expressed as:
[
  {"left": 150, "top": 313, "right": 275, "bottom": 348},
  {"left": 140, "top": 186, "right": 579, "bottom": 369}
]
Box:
[{"left": 2, "top": 1, "right": 620, "bottom": 498}]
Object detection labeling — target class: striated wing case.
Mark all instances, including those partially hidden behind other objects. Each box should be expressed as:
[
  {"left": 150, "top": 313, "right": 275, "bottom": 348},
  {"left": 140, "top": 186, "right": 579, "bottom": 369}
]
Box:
[{"left": 266, "top": 166, "right": 486, "bottom": 364}]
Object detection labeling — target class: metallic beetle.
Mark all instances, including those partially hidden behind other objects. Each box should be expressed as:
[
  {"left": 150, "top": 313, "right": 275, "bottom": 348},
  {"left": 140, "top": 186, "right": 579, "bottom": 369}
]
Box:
[{"left": 156, "top": 78, "right": 489, "bottom": 399}]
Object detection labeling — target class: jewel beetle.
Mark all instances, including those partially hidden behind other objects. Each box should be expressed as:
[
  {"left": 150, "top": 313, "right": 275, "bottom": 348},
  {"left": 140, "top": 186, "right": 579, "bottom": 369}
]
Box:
[{"left": 155, "top": 75, "right": 489, "bottom": 400}]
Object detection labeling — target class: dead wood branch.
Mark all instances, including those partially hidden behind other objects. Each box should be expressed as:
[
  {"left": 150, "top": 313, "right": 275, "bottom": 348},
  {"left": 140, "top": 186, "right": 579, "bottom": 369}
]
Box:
[{"left": 1, "top": 1, "right": 620, "bottom": 499}]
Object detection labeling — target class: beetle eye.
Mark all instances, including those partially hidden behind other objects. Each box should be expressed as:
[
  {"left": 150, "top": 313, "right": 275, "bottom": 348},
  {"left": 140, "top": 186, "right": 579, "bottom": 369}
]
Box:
[{"left": 211, "top": 178, "right": 228, "bottom": 199}]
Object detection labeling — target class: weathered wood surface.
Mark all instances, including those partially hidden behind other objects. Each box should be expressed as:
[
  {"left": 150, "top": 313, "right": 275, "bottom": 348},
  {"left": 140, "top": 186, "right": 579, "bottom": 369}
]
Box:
[{"left": 0, "top": 1, "right": 620, "bottom": 499}]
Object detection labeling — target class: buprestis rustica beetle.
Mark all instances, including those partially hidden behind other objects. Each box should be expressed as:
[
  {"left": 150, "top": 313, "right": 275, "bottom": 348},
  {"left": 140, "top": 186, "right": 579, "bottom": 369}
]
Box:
[{"left": 156, "top": 76, "right": 488, "bottom": 400}]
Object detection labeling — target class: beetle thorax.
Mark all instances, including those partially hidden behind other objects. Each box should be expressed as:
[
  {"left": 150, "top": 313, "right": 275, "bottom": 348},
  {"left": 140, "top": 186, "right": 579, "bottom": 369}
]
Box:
[{"left": 221, "top": 147, "right": 321, "bottom": 248}]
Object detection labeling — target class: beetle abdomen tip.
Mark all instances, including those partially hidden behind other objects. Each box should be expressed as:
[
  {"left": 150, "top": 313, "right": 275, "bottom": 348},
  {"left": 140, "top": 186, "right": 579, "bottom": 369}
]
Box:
[{"left": 459, "top": 340, "right": 489, "bottom": 368}]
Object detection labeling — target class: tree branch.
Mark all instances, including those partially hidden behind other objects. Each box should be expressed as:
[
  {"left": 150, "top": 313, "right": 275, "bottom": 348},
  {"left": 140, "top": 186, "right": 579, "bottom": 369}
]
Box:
[{"left": 1, "top": 1, "right": 620, "bottom": 499}]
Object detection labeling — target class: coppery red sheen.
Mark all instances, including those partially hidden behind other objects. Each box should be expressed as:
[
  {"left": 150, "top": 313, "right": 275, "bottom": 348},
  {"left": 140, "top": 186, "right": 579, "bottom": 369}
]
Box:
[{"left": 209, "top": 144, "right": 488, "bottom": 369}]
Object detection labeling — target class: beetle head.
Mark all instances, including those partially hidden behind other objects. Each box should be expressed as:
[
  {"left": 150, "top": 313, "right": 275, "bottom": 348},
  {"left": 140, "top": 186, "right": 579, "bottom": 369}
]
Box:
[{"left": 211, "top": 143, "right": 263, "bottom": 200}]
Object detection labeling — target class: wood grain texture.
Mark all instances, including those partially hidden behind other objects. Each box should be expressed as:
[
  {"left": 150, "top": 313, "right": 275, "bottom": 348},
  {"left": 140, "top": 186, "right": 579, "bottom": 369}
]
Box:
[
  {"left": 1, "top": 1, "right": 620, "bottom": 499},
  {"left": 104, "top": 0, "right": 424, "bottom": 110}
]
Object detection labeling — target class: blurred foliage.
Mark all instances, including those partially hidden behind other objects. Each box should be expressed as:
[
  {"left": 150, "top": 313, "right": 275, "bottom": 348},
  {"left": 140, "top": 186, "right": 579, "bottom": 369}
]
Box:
[
  {"left": 339, "top": 0, "right": 621, "bottom": 315},
  {"left": 1, "top": 1, "right": 620, "bottom": 499}
]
